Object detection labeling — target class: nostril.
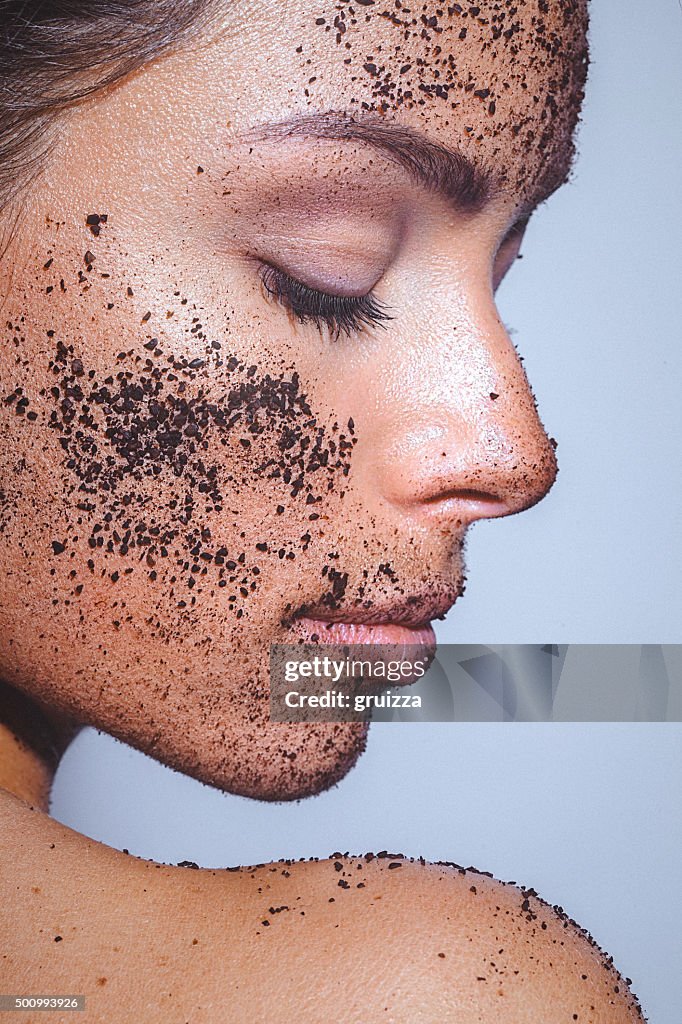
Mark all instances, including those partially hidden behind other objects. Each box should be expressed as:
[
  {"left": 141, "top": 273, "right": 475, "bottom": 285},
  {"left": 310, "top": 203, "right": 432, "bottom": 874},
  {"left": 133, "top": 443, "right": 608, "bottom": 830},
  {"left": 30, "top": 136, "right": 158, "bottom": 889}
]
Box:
[
  {"left": 422, "top": 488, "right": 513, "bottom": 521},
  {"left": 434, "top": 487, "right": 502, "bottom": 505}
]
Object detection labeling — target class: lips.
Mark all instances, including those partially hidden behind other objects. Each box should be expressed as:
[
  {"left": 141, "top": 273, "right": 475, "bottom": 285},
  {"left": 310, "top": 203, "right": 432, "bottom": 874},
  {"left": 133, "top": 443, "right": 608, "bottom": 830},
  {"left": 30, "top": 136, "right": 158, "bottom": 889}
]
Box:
[
  {"left": 289, "top": 583, "right": 462, "bottom": 658},
  {"left": 287, "top": 618, "right": 435, "bottom": 690},
  {"left": 294, "top": 617, "right": 436, "bottom": 648}
]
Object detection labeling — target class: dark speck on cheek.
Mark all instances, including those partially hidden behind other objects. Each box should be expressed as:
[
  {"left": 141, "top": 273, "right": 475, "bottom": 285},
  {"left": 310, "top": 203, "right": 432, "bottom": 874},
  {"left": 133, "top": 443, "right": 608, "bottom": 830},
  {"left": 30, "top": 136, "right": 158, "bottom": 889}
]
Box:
[{"left": 3, "top": 301, "right": 359, "bottom": 622}]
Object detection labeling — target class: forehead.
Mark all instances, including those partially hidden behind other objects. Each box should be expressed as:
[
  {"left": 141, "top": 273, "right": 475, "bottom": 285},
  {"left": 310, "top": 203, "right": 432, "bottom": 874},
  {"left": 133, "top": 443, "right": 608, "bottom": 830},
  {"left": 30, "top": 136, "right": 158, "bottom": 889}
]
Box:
[
  {"left": 237, "top": 3, "right": 582, "bottom": 175},
  {"left": 57, "top": 1, "right": 588, "bottom": 213}
]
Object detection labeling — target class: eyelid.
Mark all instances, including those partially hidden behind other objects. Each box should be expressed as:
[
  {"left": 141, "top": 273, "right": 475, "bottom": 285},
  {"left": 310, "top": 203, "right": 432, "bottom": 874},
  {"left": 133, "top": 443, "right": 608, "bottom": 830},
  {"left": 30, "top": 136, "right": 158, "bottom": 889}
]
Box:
[
  {"left": 248, "top": 241, "right": 389, "bottom": 297},
  {"left": 258, "top": 256, "right": 384, "bottom": 300},
  {"left": 258, "top": 261, "right": 393, "bottom": 339}
]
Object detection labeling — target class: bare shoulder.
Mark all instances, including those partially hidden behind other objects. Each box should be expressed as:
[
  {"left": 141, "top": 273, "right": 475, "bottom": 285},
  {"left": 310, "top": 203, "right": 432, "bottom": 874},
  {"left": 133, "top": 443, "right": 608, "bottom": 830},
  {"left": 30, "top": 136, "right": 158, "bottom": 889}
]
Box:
[
  {"left": 1, "top": 793, "right": 645, "bottom": 1023},
  {"left": 252, "top": 854, "right": 646, "bottom": 1023}
]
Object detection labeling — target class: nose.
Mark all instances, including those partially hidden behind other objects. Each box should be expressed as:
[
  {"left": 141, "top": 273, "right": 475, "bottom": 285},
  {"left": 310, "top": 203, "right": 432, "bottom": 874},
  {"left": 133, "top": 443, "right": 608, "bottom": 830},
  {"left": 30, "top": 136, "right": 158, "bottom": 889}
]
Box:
[{"left": 364, "top": 304, "right": 558, "bottom": 527}]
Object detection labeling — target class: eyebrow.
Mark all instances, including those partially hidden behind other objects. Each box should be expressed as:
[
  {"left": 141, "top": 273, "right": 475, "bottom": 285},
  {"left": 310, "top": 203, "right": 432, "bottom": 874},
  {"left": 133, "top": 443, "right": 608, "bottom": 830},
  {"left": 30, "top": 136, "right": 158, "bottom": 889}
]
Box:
[{"left": 243, "top": 111, "right": 494, "bottom": 213}]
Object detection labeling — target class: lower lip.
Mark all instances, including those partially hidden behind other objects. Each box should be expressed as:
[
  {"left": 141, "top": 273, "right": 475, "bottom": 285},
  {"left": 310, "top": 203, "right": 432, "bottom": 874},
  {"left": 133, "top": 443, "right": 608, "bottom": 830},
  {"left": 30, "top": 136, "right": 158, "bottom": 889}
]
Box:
[{"left": 294, "top": 617, "right": 436, "bottom": 649}]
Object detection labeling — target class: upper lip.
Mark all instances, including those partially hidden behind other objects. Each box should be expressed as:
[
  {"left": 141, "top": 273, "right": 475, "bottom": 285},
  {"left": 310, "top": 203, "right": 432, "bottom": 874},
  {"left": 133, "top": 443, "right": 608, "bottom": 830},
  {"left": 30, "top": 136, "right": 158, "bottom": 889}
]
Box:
[{"left": 293, "top": 584, "right": 463, "bottom": 629}]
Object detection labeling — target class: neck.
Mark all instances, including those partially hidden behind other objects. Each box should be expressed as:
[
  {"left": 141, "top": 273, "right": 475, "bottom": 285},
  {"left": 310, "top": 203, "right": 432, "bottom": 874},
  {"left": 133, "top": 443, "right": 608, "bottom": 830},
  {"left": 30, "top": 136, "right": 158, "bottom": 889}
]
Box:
[{"left": 0, "top": 683, "right": 76, "bottom": 811}]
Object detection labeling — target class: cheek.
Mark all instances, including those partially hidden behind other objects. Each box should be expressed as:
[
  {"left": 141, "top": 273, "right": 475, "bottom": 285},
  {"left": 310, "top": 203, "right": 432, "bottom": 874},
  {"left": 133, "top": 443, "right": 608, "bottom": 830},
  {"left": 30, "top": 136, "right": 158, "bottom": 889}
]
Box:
[
  {"left": 0, "top": 242, "right": 359, "bottom": 653},
  {"left": 0, "top": 237, "right": 376, "bottom": 796}
]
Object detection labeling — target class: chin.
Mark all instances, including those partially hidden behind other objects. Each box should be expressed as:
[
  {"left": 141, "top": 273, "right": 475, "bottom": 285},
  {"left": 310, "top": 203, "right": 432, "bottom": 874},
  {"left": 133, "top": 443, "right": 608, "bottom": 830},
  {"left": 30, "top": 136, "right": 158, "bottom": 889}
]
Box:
[{"left": 136, "top": 718, "right": 370, "bottom": 803}]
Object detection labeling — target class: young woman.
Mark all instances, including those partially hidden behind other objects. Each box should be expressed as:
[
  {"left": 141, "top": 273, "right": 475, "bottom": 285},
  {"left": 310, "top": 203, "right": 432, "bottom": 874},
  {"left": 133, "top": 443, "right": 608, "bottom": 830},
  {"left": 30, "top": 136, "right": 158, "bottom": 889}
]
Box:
[{"left": 0, "top": 1, "right": 645, "bottom": 1020}]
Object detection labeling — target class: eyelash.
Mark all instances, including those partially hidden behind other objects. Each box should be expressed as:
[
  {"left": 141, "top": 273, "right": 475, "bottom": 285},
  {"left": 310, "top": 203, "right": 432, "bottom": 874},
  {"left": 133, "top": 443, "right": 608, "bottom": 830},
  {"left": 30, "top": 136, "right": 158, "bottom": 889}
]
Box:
[{"left": 259, "top": 263, "right": 393, "bottom": 339}]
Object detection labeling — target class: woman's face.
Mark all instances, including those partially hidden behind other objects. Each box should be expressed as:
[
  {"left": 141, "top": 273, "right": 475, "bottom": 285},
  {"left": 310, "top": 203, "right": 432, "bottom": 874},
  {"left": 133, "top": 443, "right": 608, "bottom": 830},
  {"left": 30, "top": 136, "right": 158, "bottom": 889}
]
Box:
[{"left": 0, "top": 1, "right": 587, "bottom": 799}]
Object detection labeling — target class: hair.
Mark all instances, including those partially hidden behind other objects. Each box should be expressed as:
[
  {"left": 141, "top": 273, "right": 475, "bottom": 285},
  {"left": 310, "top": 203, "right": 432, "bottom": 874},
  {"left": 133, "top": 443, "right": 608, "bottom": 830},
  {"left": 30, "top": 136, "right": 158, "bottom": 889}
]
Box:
[{"left": 0, "top": 0, "right": 217, "bottom": 214}]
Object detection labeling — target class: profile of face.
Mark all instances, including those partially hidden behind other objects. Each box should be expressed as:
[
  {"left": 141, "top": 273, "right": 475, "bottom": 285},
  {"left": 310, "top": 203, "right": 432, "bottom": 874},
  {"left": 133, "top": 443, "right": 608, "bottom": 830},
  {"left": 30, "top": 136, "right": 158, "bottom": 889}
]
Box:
[{"left": 0, "top": 2, "right": 587, "bottom": 800}]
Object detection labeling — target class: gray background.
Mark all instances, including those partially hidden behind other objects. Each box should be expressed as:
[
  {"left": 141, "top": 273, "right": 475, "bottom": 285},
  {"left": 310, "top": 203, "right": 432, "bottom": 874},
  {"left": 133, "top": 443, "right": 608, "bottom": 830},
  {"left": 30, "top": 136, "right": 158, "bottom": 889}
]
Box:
[{"left": 51, "top": 3, "right": 682, "bottom": 1022}]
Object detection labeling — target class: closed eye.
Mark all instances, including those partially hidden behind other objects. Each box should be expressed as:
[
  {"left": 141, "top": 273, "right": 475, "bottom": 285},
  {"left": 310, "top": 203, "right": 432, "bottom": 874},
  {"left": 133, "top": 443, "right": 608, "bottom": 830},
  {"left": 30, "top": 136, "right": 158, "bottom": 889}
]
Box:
[{"left": 259, "top": 263, "right": 393, "bottom": 340}]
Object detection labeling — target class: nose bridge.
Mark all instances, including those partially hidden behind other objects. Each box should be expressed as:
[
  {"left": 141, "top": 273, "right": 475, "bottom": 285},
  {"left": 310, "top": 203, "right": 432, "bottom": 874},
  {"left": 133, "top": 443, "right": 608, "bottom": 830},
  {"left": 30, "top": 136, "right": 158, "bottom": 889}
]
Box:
[{"left": 366, "top": 308, "right": 558, "bottom": 521}]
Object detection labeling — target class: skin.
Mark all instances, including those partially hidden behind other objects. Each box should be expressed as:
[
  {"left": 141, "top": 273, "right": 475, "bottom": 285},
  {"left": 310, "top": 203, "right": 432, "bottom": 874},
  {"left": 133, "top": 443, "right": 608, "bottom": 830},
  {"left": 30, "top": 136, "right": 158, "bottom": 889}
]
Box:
[
  {"left": 0, "top": 0, "right": 582, "bottom": 800},
  {"left": 0, "top": 2, "right": 645, "bottom": 1020},
  {"left": 1, "top": 757, "right": 644, "bottom": 1024}
]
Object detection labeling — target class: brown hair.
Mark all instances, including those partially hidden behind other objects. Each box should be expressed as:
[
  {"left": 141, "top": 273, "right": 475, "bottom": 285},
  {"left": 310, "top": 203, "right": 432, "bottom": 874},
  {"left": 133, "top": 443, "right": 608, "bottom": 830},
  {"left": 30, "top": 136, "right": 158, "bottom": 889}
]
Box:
[{"left": 0, "top": 0, "right": 216, "bottom": 213}]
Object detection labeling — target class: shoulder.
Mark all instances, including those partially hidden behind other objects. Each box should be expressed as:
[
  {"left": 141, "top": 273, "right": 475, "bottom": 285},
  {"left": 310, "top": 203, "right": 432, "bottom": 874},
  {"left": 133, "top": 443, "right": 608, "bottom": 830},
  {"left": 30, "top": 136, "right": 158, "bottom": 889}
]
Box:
[
  {"left": 1, "top": 797, "right": 645, "bottom": 1023},
  {"left": 247, "top": 854, "right": 646, "bottom": 1023}
]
